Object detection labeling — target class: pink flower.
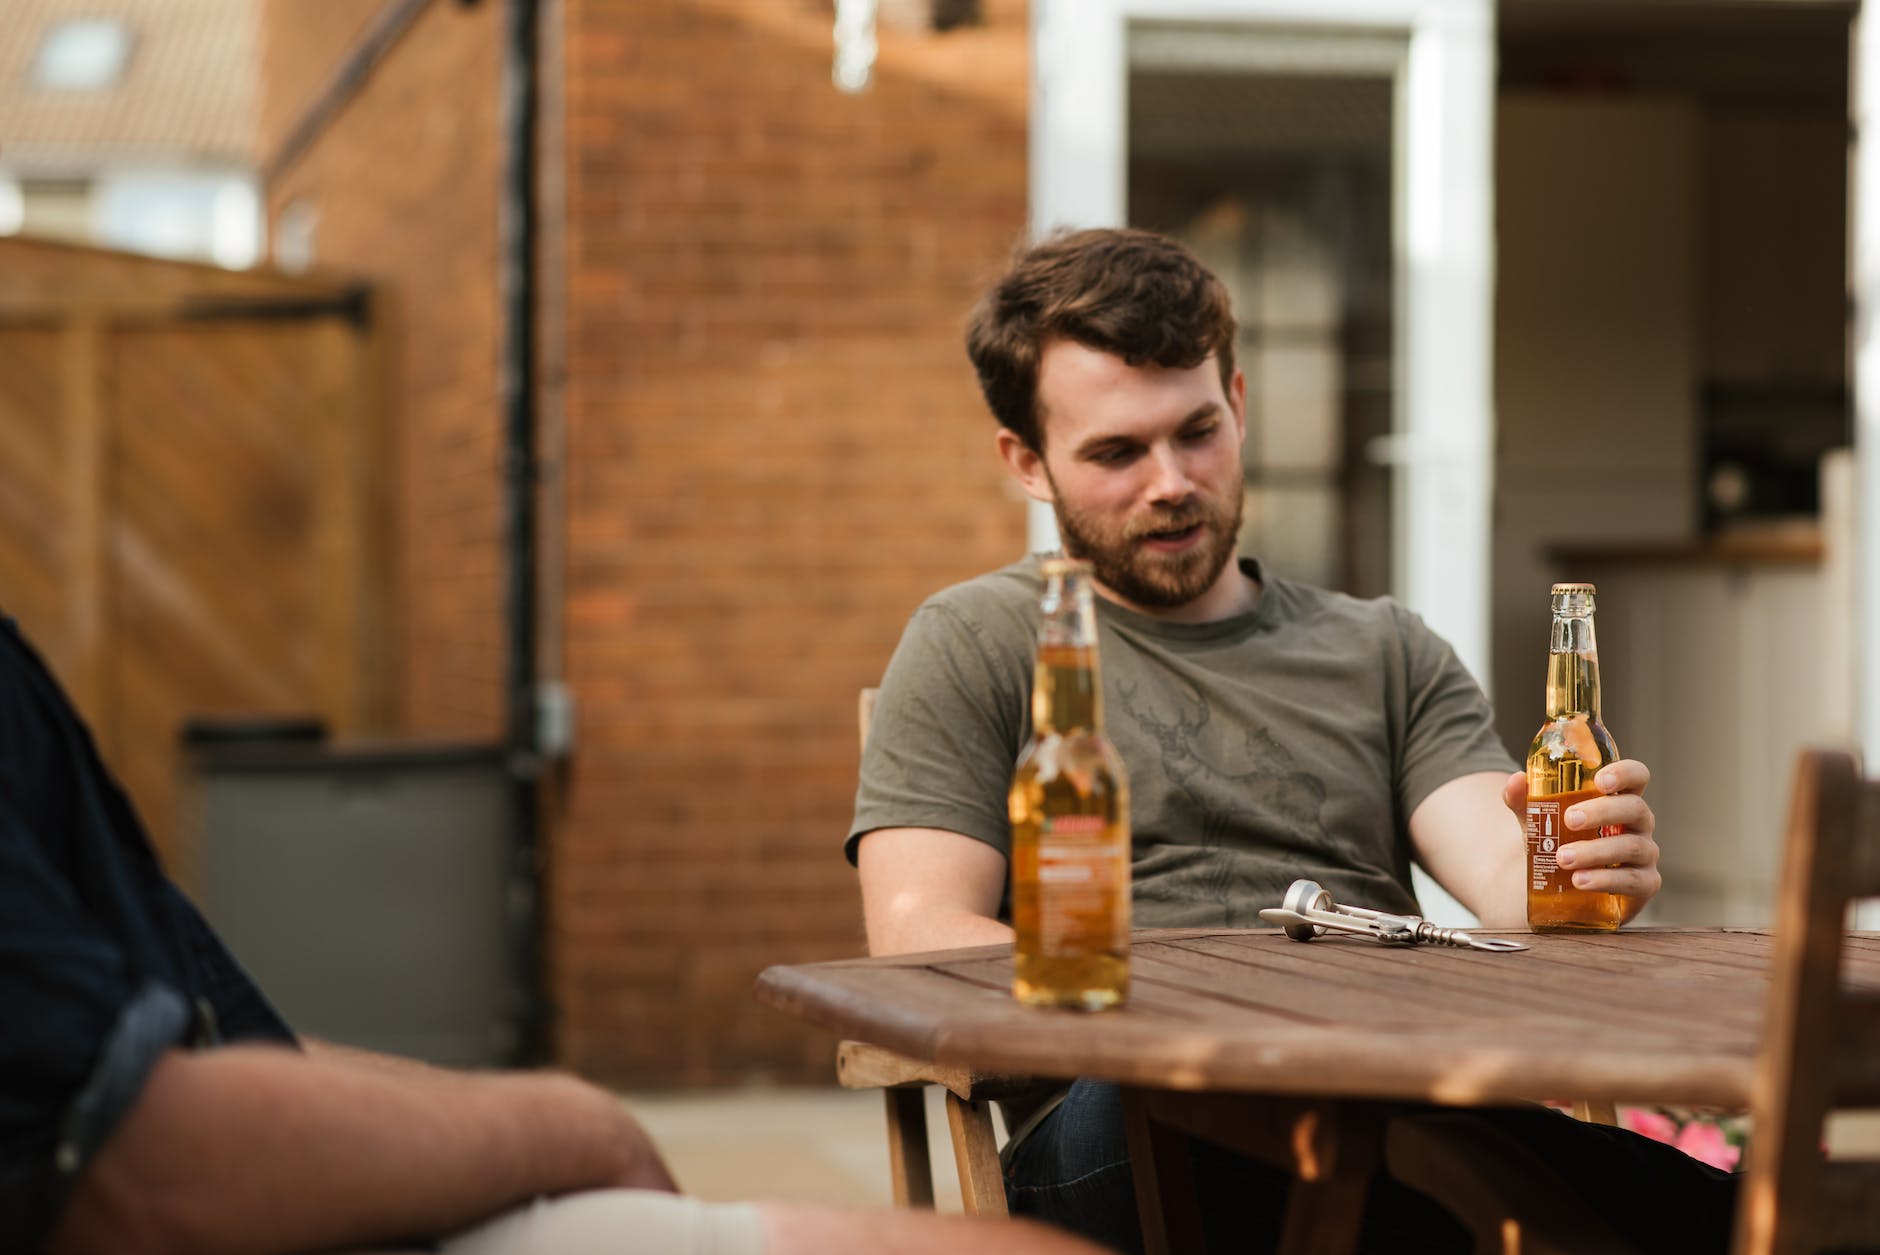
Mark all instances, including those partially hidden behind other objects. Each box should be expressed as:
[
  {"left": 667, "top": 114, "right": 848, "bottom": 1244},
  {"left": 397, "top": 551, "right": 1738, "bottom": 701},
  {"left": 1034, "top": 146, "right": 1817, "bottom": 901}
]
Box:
[
  {"left": 1673, "top": 1121, "right": 1742, "bottom": 1171},
  {"left": 1622, "top": 1107, "right": 1679, "bottom": 1144}
]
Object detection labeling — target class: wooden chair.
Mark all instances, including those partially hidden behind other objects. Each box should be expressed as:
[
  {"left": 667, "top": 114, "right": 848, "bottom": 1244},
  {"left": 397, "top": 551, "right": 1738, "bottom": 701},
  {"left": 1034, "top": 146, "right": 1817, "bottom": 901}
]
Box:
[
  {"left": 847, "top": 687, "right": 1019, "bottom": 1215},
  {"left": 838, "top": 1039, "right": 1040, "bottom": 1215},
  {"left": 1732, "top": 747, "right": 1880, "bottom": 1255}
]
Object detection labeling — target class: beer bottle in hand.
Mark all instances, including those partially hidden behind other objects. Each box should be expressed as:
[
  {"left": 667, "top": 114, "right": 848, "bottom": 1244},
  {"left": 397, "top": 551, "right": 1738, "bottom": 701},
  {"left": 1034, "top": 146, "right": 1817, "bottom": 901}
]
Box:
[
  {"left": 1525, "top": 582, "right": 1623, "bottom": 932},
  {"left": 1009, "top": 557, "right": 1131, "bottom": 1009}
]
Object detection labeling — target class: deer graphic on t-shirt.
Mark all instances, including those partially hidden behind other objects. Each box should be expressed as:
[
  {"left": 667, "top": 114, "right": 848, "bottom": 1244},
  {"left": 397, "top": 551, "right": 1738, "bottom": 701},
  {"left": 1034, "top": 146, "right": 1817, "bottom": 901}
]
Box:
[{"left": 1117, "top": 677, "right": 1336, "bottom": 925}]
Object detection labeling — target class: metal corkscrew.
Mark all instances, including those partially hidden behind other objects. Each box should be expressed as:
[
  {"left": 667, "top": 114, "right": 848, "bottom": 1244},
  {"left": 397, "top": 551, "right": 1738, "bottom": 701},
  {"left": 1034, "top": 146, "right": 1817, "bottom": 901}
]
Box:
[{"left": 1258, "top": 879, "right": 1528, "bottom": 952}]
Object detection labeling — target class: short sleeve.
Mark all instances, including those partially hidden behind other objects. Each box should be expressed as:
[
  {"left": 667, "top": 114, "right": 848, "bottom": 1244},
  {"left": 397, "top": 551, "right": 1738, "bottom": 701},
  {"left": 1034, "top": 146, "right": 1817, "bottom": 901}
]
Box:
[
  {"left": 846, "top": 601, "right": 1031, "bottom": 865},
  {"left": 0, "top": 803, "right": 195, "bottom": 1253},
  {"left": 1391, "top": 603, "right": 1519, "bottom": 820}
]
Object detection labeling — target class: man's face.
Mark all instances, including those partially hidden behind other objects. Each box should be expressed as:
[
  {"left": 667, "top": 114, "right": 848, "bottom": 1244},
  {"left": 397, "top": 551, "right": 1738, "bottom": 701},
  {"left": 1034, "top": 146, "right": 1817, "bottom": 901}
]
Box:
[{"left": 998, "top": 339, "right": 1247, "bottom": 616}]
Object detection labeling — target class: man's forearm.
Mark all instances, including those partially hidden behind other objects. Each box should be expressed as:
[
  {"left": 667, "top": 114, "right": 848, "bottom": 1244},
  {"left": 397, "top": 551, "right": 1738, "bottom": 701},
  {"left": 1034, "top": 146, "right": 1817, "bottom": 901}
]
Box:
[
  {"left": 1408, "top": 771, "right": 1531, "bottom": 929},
  {"left": 299, "top": 1034, "right": 444, "bottom": 1073},
  {"left": 50, "top": 1044, "right": 672, "bottom": 1255}
]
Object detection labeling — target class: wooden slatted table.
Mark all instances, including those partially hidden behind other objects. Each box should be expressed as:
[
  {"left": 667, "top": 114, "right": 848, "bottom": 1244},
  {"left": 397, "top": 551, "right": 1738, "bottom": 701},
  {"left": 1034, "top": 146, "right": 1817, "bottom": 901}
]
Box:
[{"left": 756, "top": 927, "right": 1880, "bottom": 1253}]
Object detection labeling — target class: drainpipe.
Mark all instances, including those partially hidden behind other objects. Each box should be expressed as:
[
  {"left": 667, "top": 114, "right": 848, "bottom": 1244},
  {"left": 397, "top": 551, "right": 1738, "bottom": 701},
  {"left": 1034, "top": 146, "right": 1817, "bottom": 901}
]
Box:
[{"left": 499, "top": 0, "right": 546, "bottom": 1065}]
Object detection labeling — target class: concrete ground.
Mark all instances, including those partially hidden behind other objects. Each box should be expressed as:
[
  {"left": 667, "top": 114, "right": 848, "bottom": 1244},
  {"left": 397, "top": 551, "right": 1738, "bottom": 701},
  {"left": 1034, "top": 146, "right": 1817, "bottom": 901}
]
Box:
[
  {"left": 1830, "top": 1111, "right": 1880, "bottom": 1156},
  {"left": 622, "top": 1085, "right": 1008, "bottom": 1212}
]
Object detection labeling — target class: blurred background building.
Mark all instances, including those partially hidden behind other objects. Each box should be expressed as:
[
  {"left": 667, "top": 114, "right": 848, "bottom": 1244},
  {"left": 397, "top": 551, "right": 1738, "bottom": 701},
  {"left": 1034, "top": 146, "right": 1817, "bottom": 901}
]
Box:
[
  {"left": 0, "top": 0, "right": 262, "bottom": 265},
  {"left": 0, "top": 0, "right": 1873, "bottom": 1088}
]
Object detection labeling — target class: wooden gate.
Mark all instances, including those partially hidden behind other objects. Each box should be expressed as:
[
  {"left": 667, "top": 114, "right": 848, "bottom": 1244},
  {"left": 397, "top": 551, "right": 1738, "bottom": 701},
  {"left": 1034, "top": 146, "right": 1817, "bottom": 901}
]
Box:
[{"left": 0, "top": 238, "right": 389, "bottom": 874}]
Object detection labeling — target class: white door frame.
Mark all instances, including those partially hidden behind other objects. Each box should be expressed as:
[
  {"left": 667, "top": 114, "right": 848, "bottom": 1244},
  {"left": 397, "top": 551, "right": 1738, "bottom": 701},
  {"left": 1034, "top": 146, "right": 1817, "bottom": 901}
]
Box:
[
  {"left": 1854, "top": 5, "right": 1880, "bottom": 776},
  {"left": 1029, "top": 0, "right": 1498, "bottom": 689}
]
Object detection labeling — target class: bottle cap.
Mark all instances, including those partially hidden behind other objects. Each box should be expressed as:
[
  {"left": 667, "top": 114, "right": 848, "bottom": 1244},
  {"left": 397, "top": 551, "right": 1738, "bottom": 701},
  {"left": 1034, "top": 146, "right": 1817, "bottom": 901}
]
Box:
[{"left": 1550, "top": 582, "right": 1596, "bottom": 595}]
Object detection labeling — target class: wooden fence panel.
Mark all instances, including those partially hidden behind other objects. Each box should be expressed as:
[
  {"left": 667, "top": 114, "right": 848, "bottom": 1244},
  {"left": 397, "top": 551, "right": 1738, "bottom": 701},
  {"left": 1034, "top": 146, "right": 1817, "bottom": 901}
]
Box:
[
  {"left": 0, "top": 299, "right": 384, "bottom": 876},
  {"left": 0, "top": 326, "right": 71, "bottom": 673}
]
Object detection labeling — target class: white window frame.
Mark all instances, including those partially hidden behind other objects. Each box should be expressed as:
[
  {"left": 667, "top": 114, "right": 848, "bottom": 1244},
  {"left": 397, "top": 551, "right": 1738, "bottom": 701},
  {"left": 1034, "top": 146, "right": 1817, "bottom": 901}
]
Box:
[{"left": 1029, "top": 0, "right": 1497, "bottom": 688}]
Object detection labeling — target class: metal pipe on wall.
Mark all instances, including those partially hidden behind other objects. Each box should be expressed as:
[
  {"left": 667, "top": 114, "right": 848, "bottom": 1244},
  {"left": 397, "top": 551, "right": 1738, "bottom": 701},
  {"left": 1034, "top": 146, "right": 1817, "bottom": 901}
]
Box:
[{"left": 499, "top": 0, "right": 546, "bottom": 1065}]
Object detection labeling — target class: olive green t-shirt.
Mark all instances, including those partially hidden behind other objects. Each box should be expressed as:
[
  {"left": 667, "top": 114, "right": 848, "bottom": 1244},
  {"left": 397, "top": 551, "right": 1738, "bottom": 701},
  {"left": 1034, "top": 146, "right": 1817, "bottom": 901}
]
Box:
[{"left": 847, "top": 556, "right": 1517, "bottom": 925}]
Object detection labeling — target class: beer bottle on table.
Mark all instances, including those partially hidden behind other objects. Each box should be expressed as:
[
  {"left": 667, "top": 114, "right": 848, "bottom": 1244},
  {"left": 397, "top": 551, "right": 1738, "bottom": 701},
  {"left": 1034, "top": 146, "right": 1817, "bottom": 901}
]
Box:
[
  {"left": 1525, "top": 582, "right": 1624, "bottom": 933},
  {"left": 1008, "top": 556, "right": 1131, "bottom": 1009}
]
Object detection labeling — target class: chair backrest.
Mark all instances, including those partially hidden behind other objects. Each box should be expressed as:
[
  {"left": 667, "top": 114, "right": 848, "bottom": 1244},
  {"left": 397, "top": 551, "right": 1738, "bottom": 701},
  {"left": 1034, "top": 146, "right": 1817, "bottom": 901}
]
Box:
[{"left": 1734, "top": 748, "right": 1880, "bottom": 1255}]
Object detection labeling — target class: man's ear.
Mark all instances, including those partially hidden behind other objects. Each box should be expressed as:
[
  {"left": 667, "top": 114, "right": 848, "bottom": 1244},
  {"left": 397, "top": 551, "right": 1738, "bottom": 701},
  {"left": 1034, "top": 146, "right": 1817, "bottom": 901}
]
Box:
[
  {"left": 995, "top": 428, "right": 1055, "bottom": 504},
  {"left": 1228, "top": 368, "right": 1248, "bottom": 445}
]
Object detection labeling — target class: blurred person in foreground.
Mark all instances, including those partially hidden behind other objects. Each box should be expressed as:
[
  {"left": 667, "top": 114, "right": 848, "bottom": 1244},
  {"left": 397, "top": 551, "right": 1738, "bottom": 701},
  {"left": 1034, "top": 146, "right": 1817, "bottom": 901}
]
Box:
[
  {"left": 847, "top": 227, "right": 1732, "bottom": 1253},
  {"left": 0, "top": 615, "right": 1105, "bottom": 1255}
]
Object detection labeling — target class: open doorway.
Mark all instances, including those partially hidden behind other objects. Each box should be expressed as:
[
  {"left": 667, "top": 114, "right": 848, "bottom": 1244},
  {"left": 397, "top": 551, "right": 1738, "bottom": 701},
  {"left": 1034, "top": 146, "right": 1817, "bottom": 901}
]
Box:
[{"left": 1128, "top": 29, "right": 1398, "bottom": 598}]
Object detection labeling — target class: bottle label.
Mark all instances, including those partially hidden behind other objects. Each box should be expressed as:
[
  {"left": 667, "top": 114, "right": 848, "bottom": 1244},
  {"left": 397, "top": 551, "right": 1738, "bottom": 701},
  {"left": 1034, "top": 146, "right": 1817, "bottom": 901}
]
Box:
[
  {"left": 1525, "top": 800, "right": 1562, "bottom": 892},
  {"left": 1526, "top": 789, "right": 1614, "bottom": 892},
  {"left": 1037, "top": 814, "right": 1124, "bottom": 953}
]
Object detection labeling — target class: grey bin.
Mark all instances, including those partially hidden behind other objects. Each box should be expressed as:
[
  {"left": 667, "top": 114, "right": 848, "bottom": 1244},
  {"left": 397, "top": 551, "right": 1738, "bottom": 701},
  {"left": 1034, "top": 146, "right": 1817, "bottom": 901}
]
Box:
[{"left": 185, "top": 729, "right": 517, "bottom": 1067}]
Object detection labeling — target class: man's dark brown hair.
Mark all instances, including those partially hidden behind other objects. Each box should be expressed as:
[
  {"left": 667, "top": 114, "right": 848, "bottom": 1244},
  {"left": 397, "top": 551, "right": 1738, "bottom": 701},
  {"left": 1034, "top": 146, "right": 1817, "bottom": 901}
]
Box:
[{"left": 964, "top": 227, "right": 1238, "bottom": 451}]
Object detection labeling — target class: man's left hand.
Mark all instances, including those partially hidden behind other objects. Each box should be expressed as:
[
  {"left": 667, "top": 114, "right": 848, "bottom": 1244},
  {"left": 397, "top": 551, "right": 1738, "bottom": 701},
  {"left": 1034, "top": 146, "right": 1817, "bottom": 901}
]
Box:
[{"left": 1501, "top": 760, "right": 1662, "bottom": 923}]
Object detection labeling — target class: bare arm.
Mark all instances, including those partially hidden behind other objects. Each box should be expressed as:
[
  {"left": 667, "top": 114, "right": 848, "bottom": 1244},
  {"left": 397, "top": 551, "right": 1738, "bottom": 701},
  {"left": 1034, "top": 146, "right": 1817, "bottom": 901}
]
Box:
[
  {"left": 1410, "top": 762, "right": 1662, "bottom": 928},
  {"left": 1407, "top": 771, "right": 1530, "bottom": 927},
  {"left": 48, "top": 1044, "right": 675, "bottom": 1255},
  {"left": 856, "top": 827, "right": 1011, "bottom": 955},
  {"left": 299, "top": 1034, "right": 446, "bottom": 1072}
]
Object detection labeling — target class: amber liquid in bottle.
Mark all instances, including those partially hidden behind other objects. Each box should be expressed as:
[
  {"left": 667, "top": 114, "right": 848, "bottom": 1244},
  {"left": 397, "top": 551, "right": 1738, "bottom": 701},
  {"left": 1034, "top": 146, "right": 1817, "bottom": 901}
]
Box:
[
  {"left": 1525, "top": 586, "right": 1624, "bottom": 933},
  {"left": 1009, "top": 561, "right": 1130, "bottom": 1009}
]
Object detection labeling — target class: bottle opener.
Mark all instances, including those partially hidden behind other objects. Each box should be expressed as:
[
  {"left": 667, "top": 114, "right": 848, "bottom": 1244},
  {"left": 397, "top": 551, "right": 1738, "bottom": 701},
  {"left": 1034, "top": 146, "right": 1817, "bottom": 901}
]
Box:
[{"left": 1259, "top": 879, "right": 1528, "bottom": 952}]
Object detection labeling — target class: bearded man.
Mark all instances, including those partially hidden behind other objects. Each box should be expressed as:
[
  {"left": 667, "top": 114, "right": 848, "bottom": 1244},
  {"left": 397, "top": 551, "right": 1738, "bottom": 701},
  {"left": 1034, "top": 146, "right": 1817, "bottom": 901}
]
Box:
[{"left": 843, "top": 229, "right": 1712, "bottom": 1253}]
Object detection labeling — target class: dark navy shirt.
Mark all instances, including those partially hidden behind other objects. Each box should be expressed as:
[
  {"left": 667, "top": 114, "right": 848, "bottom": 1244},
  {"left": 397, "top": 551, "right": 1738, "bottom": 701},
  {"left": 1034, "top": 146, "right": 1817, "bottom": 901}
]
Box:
[{"left": 0, "top": 617, "right": 295, "bottom": 1252}]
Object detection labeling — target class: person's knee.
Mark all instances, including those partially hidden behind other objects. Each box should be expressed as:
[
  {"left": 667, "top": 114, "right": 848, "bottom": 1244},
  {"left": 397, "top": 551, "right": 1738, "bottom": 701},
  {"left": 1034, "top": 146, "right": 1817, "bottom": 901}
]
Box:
[
  {"left": 441, "top": 1190, "right": 761, "bottom": 1255},
  {"left": 758, "top": 1202, "right": 1115, "bottom": 1255},
  {"left": 1003, "top": 1082, "right": 1142, "bottom": 1253},
  {"left": 1010, "top": 1081, "right": 1132, "bottom": 1184}
]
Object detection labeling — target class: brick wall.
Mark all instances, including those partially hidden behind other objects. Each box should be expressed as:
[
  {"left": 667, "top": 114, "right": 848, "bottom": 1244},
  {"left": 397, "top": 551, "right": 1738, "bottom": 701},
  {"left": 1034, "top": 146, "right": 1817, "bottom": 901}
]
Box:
[
  {"left": 554, "top": 0, "right": 1029, "bottom": 1084},
  {"left": 264, "top": 0, "right": 506, "bottom": 739},
  {"left": 261, "top": 0, "right": 1031, "bottom": 1085},
  {"left": 258, "top": 0, "right": 388, "bottom": 163}
]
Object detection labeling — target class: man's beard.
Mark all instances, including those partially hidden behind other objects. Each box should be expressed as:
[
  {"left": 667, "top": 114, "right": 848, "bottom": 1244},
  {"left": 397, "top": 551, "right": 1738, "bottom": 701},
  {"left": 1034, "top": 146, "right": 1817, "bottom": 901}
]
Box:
[{"left": 1050, "top": 477, "right": 1245, "bottom": 610}]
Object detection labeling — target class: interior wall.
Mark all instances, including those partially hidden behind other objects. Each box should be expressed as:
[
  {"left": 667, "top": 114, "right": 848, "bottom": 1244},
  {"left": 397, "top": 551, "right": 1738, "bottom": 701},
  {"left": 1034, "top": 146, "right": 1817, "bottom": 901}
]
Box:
[
  {"left": 1491, "top": 5, "right": 1850, "bottom": 756},
  {"left": 1492, "top": 92, "right": 1698, "bottom": 753},
  {"left": 1491, "top": 4, "right": 1854, "bottom": 922}
]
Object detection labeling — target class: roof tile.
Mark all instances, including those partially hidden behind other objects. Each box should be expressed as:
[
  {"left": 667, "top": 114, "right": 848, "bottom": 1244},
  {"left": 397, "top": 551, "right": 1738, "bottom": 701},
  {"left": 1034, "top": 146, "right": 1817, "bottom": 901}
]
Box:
[{"left": 0, "top": 0, "right": 256, "bottom": 165}]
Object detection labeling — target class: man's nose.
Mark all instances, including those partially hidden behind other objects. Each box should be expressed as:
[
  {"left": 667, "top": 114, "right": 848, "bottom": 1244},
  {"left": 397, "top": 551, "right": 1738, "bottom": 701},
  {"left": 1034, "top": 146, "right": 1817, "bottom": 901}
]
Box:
[{"left": 1144, "top": 444, "right": 1197, "bottom": 503}]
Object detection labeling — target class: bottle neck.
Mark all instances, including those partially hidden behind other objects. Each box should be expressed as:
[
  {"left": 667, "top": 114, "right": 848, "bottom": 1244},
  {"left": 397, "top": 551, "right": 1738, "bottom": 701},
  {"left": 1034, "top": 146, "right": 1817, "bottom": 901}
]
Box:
[
  {"left": 1544, "top": 614, "right": 1602, "bottom": 718},
  {"left": 1034, "top": 644, "right": 1102, "bottom": 733},
  {"left": 1034, "top": 567, "right": 1103, "bottom": 734}
]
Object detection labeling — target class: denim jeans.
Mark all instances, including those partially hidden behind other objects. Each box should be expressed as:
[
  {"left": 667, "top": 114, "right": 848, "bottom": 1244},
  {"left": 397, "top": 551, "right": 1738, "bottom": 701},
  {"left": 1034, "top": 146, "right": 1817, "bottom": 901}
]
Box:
[
  {"left": 1002, "top": 1080, "right": 1157, "bottom": 1253},
  {"left": 1002, "top": 1081, "right": 1735, "bottom": 1255}
]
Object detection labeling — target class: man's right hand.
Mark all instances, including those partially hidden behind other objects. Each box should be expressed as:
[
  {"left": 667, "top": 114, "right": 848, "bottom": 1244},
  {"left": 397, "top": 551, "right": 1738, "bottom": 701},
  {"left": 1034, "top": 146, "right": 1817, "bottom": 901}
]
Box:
[{"left": 855, "top": 827, "right": 1012, "bottom": 955}]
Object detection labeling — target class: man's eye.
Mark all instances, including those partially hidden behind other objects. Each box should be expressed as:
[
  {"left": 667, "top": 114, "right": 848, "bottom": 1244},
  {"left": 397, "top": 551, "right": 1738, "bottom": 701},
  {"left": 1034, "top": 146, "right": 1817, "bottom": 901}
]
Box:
[
  {"left": 1182, "top": 423, "right": 1219, "bottom": 444},
  {"left": 1089, "top": 446, "right": 1138, "bottom": 466}
]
